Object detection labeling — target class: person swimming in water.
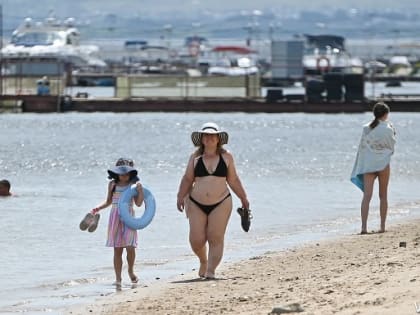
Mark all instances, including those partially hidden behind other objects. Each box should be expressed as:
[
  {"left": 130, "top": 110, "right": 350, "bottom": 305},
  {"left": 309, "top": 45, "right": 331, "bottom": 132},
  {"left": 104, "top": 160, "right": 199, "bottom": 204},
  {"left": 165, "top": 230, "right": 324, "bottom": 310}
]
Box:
[{"left": 0, "top": 179, "right": 12, "bottom": 197}]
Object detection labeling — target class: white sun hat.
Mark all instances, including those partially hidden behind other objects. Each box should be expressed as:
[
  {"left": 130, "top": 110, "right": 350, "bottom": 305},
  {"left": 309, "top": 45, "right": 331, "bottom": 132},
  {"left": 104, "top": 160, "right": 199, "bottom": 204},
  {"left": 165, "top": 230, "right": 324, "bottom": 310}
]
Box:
[{"left": 191, "top": 122, "right": 229, "bottom": 146}]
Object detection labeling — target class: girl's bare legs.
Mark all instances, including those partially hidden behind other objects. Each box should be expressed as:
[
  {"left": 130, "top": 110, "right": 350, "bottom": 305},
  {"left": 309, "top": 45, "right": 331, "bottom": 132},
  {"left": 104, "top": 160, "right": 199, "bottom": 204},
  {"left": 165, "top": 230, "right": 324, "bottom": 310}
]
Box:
[
  {"left": 378, "top": 165, "right": 390, "bottom": 233},
  {"left": 361, "top": 173, "right": 376, "bottom": 234},
  {"left": 206, "top": 197, "right": 232, "bottom": 278},
  {"left": 187, "top": 202, "right": 209, "bottom": 277},
  {"left": 113, "top": 247, "right": 124, "bottom": 284},
  {"left": 126, "top": 246, "right": 137, "bottom": 282}
]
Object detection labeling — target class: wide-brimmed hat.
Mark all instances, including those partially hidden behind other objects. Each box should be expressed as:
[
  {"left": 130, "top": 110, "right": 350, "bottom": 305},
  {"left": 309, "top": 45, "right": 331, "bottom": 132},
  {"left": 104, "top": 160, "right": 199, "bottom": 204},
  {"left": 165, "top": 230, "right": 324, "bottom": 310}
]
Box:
[
  {"left": 107, "top": 158, "right": 139, "bottom": 181},
  {"left": 191, "top": 122, "right": 229, "bottom": 146}
]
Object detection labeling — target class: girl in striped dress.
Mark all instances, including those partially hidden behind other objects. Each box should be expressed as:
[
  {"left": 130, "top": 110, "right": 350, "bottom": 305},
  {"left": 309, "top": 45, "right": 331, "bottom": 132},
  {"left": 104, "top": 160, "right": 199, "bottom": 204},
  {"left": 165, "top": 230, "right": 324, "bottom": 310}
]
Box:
[{"left": 91, "top": 158, "right": 144, "bottom": 287}]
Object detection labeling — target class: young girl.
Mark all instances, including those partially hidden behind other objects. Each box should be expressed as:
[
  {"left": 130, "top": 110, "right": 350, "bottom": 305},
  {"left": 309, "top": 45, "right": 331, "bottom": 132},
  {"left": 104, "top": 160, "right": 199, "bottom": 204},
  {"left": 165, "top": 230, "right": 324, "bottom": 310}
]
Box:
[{"left": 92, "top": 158, "right": 144, "bottom": 287}]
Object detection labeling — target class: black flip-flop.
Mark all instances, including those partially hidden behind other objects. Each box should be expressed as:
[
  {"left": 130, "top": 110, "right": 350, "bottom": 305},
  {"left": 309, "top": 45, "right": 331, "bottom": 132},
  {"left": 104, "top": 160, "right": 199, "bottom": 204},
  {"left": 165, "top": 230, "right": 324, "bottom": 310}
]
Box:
[{"left": 237, "top": 207, "right": 252, "bottom": 232}]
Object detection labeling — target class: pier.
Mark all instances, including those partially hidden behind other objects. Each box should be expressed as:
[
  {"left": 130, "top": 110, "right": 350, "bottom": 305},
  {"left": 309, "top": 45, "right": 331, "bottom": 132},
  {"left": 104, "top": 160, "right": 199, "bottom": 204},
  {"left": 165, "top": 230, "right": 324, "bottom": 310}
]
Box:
[
  {"left": 1, "top": 59, "right": 420, "bottom": 114},
  {"left": 2, "top": 93, "right": 420, "bottom": 114}
]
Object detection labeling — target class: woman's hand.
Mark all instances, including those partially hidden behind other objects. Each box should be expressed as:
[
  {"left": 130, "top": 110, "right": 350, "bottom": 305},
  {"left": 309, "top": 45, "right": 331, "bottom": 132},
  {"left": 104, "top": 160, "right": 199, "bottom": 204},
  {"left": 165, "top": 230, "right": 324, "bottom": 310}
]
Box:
[
  {"left": 177, "top": 196, "right": 185, "bottom": 212},
  {"left": 241, "top": 197, "right": 250, "bottom": 210}
]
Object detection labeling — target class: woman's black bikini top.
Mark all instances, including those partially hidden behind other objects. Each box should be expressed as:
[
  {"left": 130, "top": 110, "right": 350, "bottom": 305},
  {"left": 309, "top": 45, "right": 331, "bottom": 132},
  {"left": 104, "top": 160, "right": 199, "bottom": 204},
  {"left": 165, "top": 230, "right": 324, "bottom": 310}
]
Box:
[{"left": 194, "top": 155, "right": 228, "bottom": 177}]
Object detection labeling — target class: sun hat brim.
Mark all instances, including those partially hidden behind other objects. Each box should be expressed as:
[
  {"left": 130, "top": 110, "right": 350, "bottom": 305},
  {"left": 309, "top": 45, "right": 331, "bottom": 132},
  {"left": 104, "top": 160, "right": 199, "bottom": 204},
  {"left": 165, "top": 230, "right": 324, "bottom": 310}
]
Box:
[
  {"left": 107, "top": 165, "right": 138, "bottom": 181},
  {"left": 191, "top": 130, "right": 229, "bottom": 146}
]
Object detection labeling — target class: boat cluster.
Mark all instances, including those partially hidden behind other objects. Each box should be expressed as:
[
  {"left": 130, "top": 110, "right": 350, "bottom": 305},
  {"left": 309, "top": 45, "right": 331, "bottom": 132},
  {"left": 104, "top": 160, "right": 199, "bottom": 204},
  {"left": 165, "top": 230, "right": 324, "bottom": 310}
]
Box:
[{"left": 2, "top": 17, "right": 420, "bottom": 81}]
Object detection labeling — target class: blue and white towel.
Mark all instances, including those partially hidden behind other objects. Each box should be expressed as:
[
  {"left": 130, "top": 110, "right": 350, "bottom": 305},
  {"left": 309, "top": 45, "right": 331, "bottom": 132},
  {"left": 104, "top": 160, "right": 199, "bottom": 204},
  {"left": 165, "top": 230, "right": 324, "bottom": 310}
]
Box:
[{"left": 350, "top": 120, "right": 396, "bottom": 191}]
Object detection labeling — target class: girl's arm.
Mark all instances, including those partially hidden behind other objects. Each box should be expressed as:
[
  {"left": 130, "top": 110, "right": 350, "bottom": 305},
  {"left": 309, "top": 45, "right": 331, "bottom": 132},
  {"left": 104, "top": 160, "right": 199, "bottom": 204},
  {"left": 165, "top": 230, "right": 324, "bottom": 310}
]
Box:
[
  {"left": 176, "top": 154, "right": 196, "bottom": 212},
  {"left": 134, "top": 182, "right": 144, "bottom": 207},
  {"left": 225, "top": 152, "right": 250, "bottom": 209},
  {"left": 92, "top": 181, "right": 115, "bottom": 214}
]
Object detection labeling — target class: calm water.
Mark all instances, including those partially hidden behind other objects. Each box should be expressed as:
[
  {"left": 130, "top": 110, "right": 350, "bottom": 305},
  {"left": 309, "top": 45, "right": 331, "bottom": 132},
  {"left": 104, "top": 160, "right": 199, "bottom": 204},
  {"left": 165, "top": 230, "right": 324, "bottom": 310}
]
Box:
[{"left": 1, "top": 112, "right": 420, "bottom": 314}]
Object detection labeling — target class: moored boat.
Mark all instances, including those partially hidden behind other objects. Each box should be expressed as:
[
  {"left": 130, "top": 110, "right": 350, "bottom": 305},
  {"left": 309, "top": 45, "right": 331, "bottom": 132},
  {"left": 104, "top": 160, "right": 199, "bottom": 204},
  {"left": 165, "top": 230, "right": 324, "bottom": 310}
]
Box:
[
  {"left": 302, "top": 34, "right": 363, "bottom": 75},
  {"left": 1, "top": 16, "right": 106, "bottom": 68}
]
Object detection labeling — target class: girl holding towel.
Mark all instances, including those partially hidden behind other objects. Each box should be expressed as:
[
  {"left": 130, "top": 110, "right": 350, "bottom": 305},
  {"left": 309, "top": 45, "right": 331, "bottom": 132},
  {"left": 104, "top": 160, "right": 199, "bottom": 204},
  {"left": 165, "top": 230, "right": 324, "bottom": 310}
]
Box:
[{"left": 351, "top": 102, "right": 396, "bottom": 234}]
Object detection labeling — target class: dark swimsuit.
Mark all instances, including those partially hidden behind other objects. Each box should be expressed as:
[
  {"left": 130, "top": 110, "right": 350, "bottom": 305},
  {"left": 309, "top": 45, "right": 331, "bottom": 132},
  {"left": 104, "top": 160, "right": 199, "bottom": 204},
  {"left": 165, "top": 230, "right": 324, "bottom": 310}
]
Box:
[
  {"left": 194, "top": 155, "right": 227, "bottom": 177},
  {"left": 190, "top": 155, "right": 231, "bottom": 215}
]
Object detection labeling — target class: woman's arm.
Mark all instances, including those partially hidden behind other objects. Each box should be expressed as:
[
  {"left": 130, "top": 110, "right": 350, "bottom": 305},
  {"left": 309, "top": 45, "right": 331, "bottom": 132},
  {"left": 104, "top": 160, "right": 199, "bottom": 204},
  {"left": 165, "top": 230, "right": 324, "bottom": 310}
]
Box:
[
  {"left": 176, "top": 154, "right": 196, "bottom": 212},
  {"left": 92, "top": 181, "right": 115, "bottom": 213},
  {"left": 225, "top": 152, "right": 250, "bottom": 209}
]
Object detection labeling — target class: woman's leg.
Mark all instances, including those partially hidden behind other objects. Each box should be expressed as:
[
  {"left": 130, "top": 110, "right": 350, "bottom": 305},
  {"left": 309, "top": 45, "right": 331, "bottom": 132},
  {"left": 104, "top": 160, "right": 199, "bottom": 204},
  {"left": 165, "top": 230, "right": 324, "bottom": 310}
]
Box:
[
  {"left": 206, "top": 197, "right": 232, "bottom": 278},
  {"left": 361, "top": 173, "right": 376, "bottom": 233},
  {"left": 378, "top": 165, "right": 390, "bottom": 232},
  {"left": 113, "top": 247, "right": 124, "bottom": 283},
  {"left": 126, "top": 246, "right": 137, "bottom": 282},
  {"left": 187, "top": 201, "right": 209, "bottom": 277}
]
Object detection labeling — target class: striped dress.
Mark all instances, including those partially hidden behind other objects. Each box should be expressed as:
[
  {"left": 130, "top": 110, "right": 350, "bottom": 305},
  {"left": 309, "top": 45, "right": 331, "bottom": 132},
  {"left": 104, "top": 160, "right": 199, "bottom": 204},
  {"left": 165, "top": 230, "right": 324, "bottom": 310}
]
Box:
[{"left": 106, "top": 185, "right": 138, "bottom": 248}]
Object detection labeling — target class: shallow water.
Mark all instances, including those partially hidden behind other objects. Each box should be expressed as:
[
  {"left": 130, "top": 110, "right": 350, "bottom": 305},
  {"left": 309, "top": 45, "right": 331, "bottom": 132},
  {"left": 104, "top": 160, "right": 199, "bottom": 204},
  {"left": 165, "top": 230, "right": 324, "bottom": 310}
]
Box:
[{"left": 0, "top": 112, "right": 419, "bottom": 314}]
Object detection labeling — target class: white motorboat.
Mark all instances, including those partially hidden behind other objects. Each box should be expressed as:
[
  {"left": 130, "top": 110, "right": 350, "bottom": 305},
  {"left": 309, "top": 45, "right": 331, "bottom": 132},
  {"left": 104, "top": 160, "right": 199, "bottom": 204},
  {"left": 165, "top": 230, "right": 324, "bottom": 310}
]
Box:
[
  {"left": 302, "top": 34, "right": 363, "bottom": 74},
  {"left": 1, "top": 17, "right": 106, "bottom": 68},
  {"left": 206, "top": 46, "right": 259, "bottom": 76}
]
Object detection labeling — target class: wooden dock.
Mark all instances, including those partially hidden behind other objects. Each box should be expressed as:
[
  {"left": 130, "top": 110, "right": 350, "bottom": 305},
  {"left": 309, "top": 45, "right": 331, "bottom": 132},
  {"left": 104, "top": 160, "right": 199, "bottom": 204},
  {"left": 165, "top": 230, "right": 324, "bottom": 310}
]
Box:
[
  {"left": 0, "top": 95, "right": 60, "bottom": 113},
  {"left": 2, "top": 94, "right": 420, "bottom": 113},
  {"left": 69, "top": 97, "right": 370, "bottom": 113}
]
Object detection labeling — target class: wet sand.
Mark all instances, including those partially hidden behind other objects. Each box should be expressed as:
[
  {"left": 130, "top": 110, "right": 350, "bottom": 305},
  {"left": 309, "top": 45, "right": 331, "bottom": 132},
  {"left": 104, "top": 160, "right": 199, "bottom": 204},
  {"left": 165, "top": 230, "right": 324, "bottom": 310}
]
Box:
[{"left": 67, "top": 219, "right": 420, "bottom": 315}]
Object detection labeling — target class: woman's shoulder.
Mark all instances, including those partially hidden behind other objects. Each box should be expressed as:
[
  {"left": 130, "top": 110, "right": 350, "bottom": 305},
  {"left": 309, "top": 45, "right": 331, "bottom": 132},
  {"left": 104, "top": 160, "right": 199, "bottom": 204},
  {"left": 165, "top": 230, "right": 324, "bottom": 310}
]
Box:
[
  {"left": 379, "top": 120, "right": 395, "bottom": 131},
  {"left": 385, "top": 121, "right": 396, "bottom": 136},
  {"left": 187, "top": 152, "right": 201, "bottom": 167},
  {"left": 361, "top": 122, "right": 371, "bottom": 133},
  {"left": 362, "top": 122, "right": 371, "bottom": 130},
  {"left": 221, "top": 150, "right": 233, "bottom": 161},
  {"left": 385, "top": 120, "right": 395, "bottom": 128},
  {"left": 190, "top": 151, "right": 201, "bottom": 160}
]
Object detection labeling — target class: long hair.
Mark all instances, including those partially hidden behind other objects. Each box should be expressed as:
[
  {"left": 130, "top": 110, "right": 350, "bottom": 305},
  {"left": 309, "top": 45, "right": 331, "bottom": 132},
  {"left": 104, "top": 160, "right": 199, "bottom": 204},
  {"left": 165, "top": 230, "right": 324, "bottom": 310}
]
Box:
[
  {"left": 194, "top": 139, "right": 226, "bottom": 156},
  {"left": 369, "top": 102, "right": 390, "bottom": 129}
]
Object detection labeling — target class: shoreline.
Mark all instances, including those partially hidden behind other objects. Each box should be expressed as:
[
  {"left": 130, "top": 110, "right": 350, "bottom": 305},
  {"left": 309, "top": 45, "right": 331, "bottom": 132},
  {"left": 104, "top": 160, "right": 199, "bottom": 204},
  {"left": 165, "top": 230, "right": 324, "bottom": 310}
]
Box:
[{"left": 66, "top": 218, "right": 420, "bottom": 315}]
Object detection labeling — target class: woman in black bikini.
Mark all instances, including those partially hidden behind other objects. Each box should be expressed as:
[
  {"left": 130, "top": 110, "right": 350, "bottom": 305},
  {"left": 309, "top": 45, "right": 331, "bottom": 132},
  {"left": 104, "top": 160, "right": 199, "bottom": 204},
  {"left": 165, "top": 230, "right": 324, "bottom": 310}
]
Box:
[{"left": 177, "top": 122, "right": 250, "bottom": 279}]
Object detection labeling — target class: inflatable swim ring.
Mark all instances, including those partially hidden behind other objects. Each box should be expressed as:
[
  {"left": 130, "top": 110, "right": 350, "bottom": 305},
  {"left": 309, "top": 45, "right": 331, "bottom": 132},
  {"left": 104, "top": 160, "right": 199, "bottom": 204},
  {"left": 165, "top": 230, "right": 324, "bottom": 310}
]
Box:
[{"left": 118, "top": 184, "right": 156, "bottom": 230}]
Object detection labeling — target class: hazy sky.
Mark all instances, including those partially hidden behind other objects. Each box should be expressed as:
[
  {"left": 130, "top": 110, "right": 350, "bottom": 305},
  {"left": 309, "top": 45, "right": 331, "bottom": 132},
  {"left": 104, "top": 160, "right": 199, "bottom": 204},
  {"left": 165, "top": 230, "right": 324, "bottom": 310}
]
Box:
[
  {"left": 2, "top": 0, "right": 420, "bottom": 16},
  {"left": 137, "top": 0, "right": 420, "bottom": 12},
  {"left": 1, "top": 0, "right": 418, "bottom": 40}
]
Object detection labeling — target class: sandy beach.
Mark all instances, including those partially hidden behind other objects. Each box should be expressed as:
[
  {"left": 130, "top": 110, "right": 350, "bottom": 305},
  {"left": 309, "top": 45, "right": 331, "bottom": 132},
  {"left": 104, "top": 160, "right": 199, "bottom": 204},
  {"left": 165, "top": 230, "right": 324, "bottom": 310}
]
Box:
[{"left": 66, "top": 218, "right": 420, "bottom": 315}]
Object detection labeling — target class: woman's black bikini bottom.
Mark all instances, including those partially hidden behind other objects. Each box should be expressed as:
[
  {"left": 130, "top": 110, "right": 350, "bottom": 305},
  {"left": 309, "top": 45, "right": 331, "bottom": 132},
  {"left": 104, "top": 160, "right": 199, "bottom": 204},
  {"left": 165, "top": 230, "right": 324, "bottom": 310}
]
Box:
[{"left": 189, "top": 193, "right": 231, "bottom": 215}]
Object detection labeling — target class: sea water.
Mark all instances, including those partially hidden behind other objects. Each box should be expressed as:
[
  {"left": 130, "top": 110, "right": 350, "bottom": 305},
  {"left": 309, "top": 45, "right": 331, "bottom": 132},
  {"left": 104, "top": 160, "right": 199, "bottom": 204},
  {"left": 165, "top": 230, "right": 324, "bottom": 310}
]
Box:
[{"left": 0, "top": 112, "right": 419, "bottom": 314}]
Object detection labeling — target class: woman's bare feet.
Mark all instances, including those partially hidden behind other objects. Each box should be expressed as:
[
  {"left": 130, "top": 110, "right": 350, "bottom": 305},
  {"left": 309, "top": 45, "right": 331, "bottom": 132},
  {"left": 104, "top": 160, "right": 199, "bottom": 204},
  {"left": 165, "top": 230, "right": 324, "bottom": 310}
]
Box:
[
  {"left": 198, "top": 261, "right": 208, "bottom": 278},
  {"left": 205, "top": 271, "right": 215, "bottom": 280}
]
